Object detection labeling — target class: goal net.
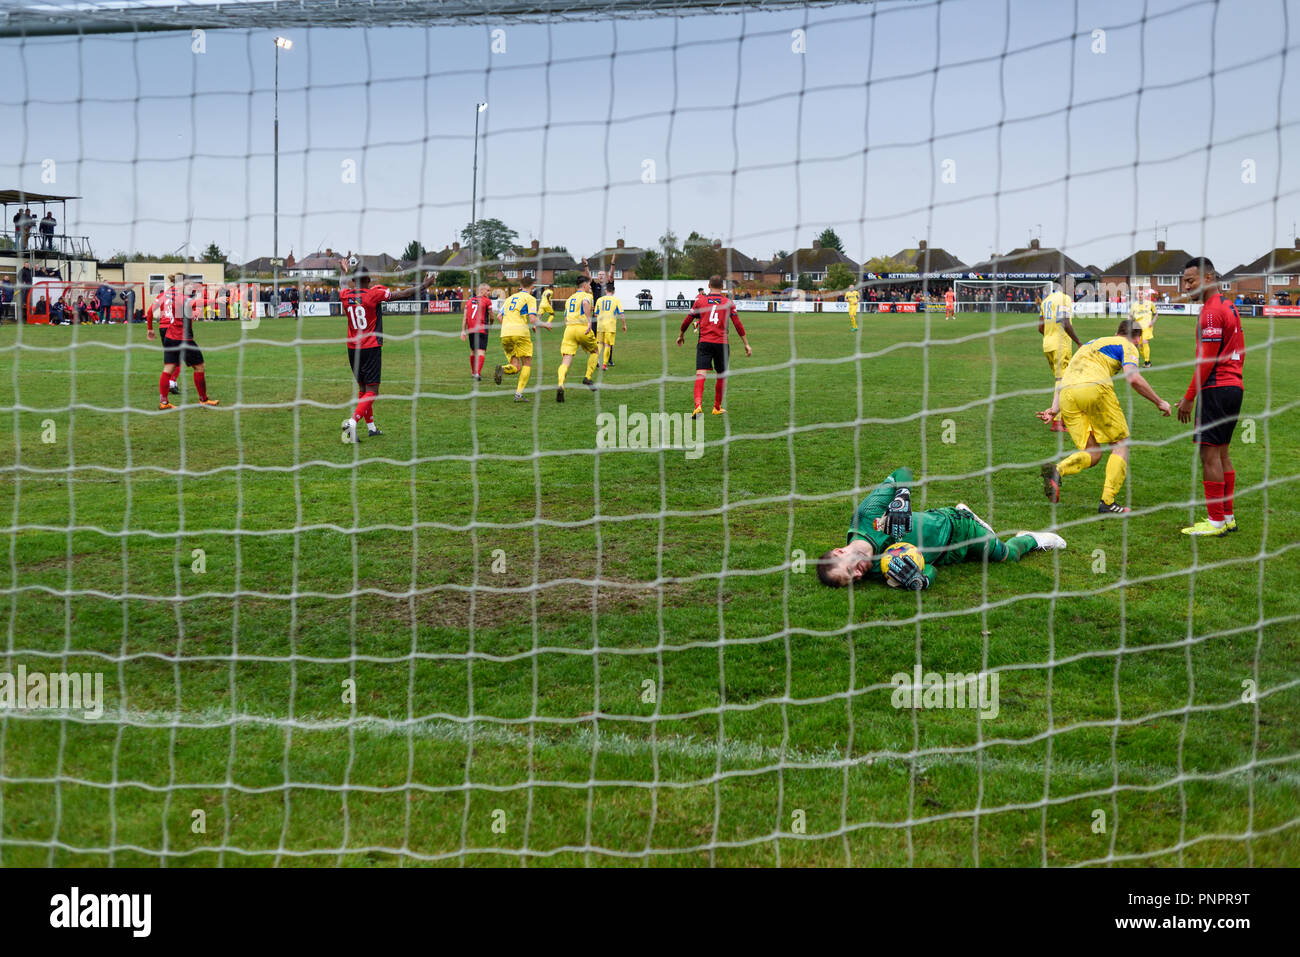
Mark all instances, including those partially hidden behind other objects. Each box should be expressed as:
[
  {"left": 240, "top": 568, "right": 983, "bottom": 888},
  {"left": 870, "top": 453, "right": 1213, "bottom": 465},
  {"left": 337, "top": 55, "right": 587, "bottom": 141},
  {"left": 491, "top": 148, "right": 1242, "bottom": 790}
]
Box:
[
  {"left": 1, "top": 0, "right": 1297, "bottom": 869},
  {"left": 952, "top": 279, "right": 1053, "bottom": 314}
]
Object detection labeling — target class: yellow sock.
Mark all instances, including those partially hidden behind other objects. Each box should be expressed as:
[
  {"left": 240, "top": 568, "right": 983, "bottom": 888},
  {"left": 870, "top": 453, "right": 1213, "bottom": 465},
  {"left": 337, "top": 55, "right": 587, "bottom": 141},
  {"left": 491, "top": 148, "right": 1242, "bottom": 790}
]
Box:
[
  {"left": 1101, "top": 455, "right": 1127, "bottom": 505},
  {"left": 502, "top": 363, "right": 518, "bottom": 375},
  {"left": 585, "top": 351, "right": 599, "bottom": 379},
  {"left": 1059, "top": 451, "right": 1094, "bottom": 477},
  {"left": 557, "top": 363, "right": 568, "bottom": 388},
  {"left": 1141, "top": 341, "right": 1150, "bottom": 362},
  {"left": 517, "top": 364, "right": 531, "bottom": 392}
]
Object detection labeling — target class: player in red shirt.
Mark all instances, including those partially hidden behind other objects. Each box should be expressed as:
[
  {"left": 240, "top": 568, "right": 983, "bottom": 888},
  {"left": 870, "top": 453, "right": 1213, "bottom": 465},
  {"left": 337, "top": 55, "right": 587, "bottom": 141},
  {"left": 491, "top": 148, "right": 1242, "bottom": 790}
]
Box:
[
  {"left": 461, "top": 282, "right": 494, "bottom": 381},
  {"left": 338, "top": 260, "right": 437, "bottom": 444},
  {"left": 1177, "top": 257, "right": 1245, "bottom": 536},
  {"left": 675, "top": 275, "right": 752, "bottom": 417},
  {"left": 944, "top": 287, "right": 955, "bottom": 320},
  {"left": 147, "top": 273, "right": 218, "bottom": 409}
]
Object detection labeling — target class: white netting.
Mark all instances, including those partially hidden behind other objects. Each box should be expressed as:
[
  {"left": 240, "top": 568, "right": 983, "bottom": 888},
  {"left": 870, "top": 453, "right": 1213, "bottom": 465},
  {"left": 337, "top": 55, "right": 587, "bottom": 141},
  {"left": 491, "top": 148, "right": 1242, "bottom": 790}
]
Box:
[{"left": 0, "top": 0, "right": 1297, "bottom": 868}]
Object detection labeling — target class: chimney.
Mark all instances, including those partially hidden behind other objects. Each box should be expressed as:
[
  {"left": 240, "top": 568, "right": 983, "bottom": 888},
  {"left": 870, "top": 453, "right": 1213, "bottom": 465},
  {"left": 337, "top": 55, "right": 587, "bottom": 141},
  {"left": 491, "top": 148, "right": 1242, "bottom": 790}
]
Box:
[
  {"left": 616, "top": 238, "right": 625, "bottom": 248},
  {"left": 1295, "top": 238, "right": 1299, "bottom": 250},
  {"left": 453, "top": 242, "right": 460, "bottom": 251},
  {"left": 1157, "top": 240, "right": 1166, "bottom": 252},
  {"left": 713, "top": 239, "right": 722, "bottom": 249},
  {"left": 1030, "top": 238, "right": 1041, "bottom": 250},
  {"left": 812, "top": 239, "right": 822, "bottom": 249},
  {"left": 531, "top": 239, "right": 539, "bottom": 251},
  {"left": 325, "top": 247, "right": 333, "bottom": 257},
  {"left": 918, "top": 240, "right": 927, "bottom": 250}
]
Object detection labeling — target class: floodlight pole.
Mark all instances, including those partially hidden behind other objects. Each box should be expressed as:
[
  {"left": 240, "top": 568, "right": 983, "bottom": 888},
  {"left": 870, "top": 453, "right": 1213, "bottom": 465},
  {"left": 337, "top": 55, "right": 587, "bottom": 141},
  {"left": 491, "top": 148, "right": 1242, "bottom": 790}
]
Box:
[
  {"left": 471, "top": 102, "right": 486, "bottom": 286},
  {"left": 273, "top": 38, "right": 283, "bottom": 314}
]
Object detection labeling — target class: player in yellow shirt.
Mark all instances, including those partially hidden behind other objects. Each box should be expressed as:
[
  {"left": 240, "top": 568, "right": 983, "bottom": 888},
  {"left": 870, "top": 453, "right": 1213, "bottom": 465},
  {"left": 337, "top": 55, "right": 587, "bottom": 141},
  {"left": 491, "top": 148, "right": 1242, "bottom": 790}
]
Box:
[
  {"left": 594, "top": 281, "right": 627, "bottom": 372},
  {"left": 1130, "top": 290, "right": 1157, "bottom": 367},
  {"left": 1038, "top": 281, "right": 1082, "bottom": 433},
  {"left": 844, "top": 288, "right": 860, "bottom": 330},
  {"left": 1036, "top": 320, "right": 1172, "bottom": 514},
  {"left": 556, "top": 275, "right": 599, "bottom": 402},
  {"left": 493, "top": 277, "right": 546, "bottom": 402},
  {"left": 539, "top": 286, "right": 555, "bottom": 323}
]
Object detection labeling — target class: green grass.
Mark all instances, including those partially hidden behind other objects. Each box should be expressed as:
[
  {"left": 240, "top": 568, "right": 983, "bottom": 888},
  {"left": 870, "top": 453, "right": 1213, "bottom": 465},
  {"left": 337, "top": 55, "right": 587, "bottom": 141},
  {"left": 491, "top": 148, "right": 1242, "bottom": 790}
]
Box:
[{"left": 1, "top": 308, "right": 1297, "bottom": 867}]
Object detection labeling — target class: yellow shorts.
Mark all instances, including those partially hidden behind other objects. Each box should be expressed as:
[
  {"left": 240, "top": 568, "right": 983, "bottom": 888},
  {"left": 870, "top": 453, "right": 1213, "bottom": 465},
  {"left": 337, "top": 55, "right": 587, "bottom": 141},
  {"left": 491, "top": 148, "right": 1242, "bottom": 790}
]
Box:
[
  {"left": 847, "top": 307, "right": 858, "bottom": 319},
  {"left": 1060, "top": 383, "right": 1129, "bottom": 448},
  {"left": 561, "top": 325, "right": 598, "bottom": 356},
  {"left": 541, "top": 305, "right": 554, "bottom": 319},
  {"left": 1138, "top": 323, "right": 1154, "bottom": 342},
  {"left": 501, "top": 334, "right": 532, "bottom": 359},
  {"left": 597, "top": 329, "right": 616, "bottom": 345},
  {"left": 1044, "top": 346, "right": 1072, "bottom": 378}
]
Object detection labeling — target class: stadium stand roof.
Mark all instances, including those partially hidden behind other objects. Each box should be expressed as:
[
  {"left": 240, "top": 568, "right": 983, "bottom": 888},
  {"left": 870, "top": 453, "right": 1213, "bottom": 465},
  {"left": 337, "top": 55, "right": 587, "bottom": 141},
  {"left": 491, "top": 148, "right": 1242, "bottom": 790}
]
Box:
[{"left": 0, "top": 189, "right": 77, "bottom": 205}]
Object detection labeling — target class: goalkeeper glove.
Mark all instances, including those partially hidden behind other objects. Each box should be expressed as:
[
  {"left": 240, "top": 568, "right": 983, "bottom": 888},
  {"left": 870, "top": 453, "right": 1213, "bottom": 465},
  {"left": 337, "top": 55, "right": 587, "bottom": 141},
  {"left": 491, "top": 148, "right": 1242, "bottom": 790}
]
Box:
[
  {"left": 888, "top": 554, "right": 928, "bottom": 591},
  {"left": 876, "top": 486, "right": 912, "bottom": 539}
]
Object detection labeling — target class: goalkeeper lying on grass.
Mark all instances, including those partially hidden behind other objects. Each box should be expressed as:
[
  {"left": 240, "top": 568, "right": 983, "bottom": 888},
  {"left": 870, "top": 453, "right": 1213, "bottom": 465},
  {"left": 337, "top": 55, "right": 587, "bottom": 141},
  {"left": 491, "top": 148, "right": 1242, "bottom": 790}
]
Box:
[{"left": 817, "top": 466, "right": 1066, "bottom": 589}]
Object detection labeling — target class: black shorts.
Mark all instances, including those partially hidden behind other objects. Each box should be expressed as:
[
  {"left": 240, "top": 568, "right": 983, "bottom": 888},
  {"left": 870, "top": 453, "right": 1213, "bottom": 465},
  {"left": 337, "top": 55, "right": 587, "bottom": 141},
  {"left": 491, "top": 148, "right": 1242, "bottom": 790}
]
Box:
[
  {"left": 695, "top": 341, "right": 729, "bottom": 374},
  {"left": 1194, "top": 386, "right": 1243, "bottom": 446},
  {"left": 162, "top": 336, "right": 203, "bottom": 367},
  {"left": 348, "top": 346, "right": 382, "bottom": 387},
  {"left": 467, "top": 331, "right": 488, "bottom": 351}
]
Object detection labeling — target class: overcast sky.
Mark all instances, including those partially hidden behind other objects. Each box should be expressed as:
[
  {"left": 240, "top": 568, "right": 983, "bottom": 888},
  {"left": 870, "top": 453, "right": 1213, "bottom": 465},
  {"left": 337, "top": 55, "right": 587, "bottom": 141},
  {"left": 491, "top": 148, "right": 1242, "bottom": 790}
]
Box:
[{"left": 1, "top": 0, "right": 1298, "bottom": 271}]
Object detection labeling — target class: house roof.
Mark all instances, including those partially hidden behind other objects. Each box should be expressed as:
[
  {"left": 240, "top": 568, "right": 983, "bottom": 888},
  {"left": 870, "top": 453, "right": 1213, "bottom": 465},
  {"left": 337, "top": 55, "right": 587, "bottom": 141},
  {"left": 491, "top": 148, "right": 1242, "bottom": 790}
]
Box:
[
  {"left": 715, "top": 246, "right": 764, "bottom": 272},
  {"left": 1232, "top": 242, "right": 1300, "bottom": 276},
  {"left": 966, "top": 242, "right": 1087, "bottom": 276},
  {"left": 889, "top": 244, "right": 966, "bottom": 272},
  {"left": 587, "top": 244, "right": 647, "bottom": 271},
  {"left": 765, "top": 245, "right": 859, "bottom": 274},
  {"left": 1100, "top": 245, "right": 1193, "bottom": 277},
  {"left": 493, "top": 244, "right": 580, "bottom": 271}
]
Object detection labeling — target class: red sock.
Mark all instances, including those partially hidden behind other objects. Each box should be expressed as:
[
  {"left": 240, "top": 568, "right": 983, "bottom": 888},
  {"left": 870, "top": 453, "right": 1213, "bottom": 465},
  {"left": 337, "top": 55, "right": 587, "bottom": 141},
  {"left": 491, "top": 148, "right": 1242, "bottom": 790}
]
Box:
[
  {"left": 714, "top": 377, "right": 725, "bottom": 409},
  {"left": 192, "top": 371, "right": 208, "bottom": 402},
  {"left": 158, "top": 372, "right": 170, "bottom": 401},
  {"left": 1203, "top": 480, "right": 1225, "bottom": 522},
  {"left": 693, "top": 376, "right": 706, "bottom": 409},
  {"left": 170, "top": 370, "right": 179, "bottom": 385},
  {"left": 354, "top": 391, "right": 375, "bottom": 423},
  {"left": 470, "top": 355, "right": 477, "bottom": 372},
  {"left": 1223, "top": 470, "right": 1235, "bottom": 515},
  {"left": 476, "top": 354, "right": 486, "bottom": 375}
]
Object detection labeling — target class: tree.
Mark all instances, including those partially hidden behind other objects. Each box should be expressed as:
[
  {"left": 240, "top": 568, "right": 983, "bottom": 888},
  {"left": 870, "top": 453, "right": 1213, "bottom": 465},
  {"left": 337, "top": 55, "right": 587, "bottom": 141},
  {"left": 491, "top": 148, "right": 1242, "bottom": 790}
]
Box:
[
  {"left": 862, "top": 255, "right": 915, "bottom": 275},
  {"left": 402, "top": 239, "right": 427, "bottom": 262},
  {"left": 554, "top": 271, "right": 585, "bottom": 286},
  {"left": 460, "top": 218, "right": 518, "bottom": 263},
  {"left": 201, "top": 242, "right": 226, "bottom": 264},
  {"left": 684, "top": 231, "right": 724, "bottom": 277},
  {"left": 437, "top": 270, "right": 469, "bottom": 287},
  {"left": 816, "top": 228, "right": 844, "bottom": 253},
  {"left": 772, "top": 249, "right": 790, "bottom": 261},
  {"left": 797, "top": 273, "right": 815, "bottom": 292},
  {"left": 636, "top": 249, "right": 663, "bottom": 278},
  {"left": 657, "top": 231, "right": 684, "bottom": 274},
  {"left": 823, "top": 262, "right": 856, "bottom": 291}
]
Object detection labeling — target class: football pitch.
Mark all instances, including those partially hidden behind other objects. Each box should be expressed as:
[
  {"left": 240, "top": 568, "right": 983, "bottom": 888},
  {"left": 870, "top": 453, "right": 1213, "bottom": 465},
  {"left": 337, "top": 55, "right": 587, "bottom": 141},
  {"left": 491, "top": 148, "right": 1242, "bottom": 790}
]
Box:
[{"left": 1, "top": 309, "right": 1297, "bottom": 866}]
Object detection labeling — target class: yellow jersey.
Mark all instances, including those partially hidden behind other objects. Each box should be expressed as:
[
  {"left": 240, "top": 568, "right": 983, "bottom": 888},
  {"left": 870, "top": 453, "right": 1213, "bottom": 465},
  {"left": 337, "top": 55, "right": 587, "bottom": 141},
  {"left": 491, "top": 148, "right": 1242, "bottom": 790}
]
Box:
[
  {"left": 1131, "top": 300, "right": 1156, "bottom": 328},
  {"left": 844, "top": 290, "right": 860, "bottom": 308},
  {"left": 1061, "top": 336, "right": 1140, "bottom": 388},
  {"left": 1040, "top": 291, "right": 1073, "bottom": 352},
  {"left": 565, "top": 291, "right": 594, "bottom": 327},
  {"left": 540, "top": 288, "right": 554, "bottom": 314},
  {"left": 500, "top": 291, "right": 536, "bottom": 337},
  {"left": 595, "top": 294, "right": 623, "bottom": 332}
]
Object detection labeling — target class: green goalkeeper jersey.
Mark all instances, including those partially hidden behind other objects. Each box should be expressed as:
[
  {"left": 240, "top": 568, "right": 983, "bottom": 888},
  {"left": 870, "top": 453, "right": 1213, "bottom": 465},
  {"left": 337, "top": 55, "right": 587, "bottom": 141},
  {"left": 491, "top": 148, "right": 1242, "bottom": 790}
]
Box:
[{"left": 847, "top": 467, "right": 997, "bottom": 587}]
